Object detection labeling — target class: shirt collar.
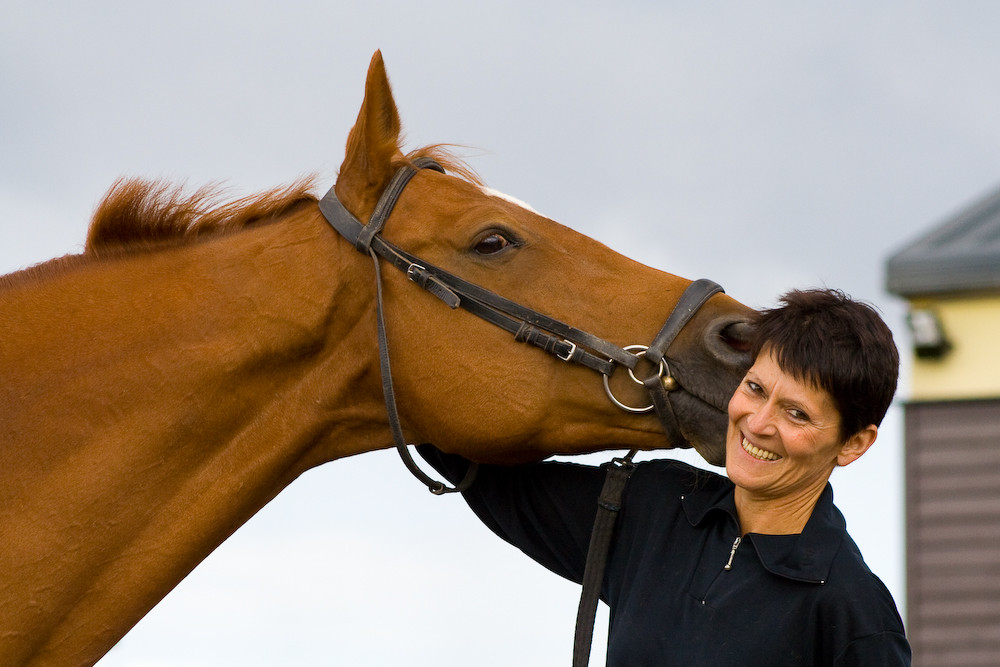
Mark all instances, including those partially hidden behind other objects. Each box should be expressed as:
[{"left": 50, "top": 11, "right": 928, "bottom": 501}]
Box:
[{"left": 681, "top": 480, "right": 846, "bottom": 584}]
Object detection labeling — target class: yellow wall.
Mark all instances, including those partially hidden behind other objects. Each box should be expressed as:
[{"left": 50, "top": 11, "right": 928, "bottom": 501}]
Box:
[{"left": 909, "top": 294, "right": 1000, "bottom": 401}]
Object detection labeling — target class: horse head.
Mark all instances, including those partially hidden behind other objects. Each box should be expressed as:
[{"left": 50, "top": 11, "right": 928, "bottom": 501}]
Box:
[{"left": 331, "top": 52, "right": 753, "bottom": 466}]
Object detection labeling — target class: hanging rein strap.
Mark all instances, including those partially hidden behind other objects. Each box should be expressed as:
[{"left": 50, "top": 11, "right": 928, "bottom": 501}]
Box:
[
  {"left": 572, "top": 450, "right": 636, "bottom": 667},
  {"left": 571, "top": 278, "right": 722, "bottom": 667}
]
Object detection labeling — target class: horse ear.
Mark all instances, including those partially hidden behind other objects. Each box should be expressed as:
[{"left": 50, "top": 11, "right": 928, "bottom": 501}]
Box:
[{"left": 336, "top": 50, "right": 405, "bottom": 219}]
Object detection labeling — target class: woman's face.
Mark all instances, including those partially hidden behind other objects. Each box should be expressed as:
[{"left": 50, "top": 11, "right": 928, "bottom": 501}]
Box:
[{"left": 725, "top": 348, "right": 852, "bottom": 501}]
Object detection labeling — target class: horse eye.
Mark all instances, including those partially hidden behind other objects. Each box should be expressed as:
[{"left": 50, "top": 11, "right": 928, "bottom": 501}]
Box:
[{"left": 474, "top": 232, "right": 513, "bottom": 255}]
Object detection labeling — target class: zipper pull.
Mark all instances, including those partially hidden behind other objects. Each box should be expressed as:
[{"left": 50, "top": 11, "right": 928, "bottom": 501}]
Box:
[{"left": 724, "top": 536, "right": 742, "bottom": 571}]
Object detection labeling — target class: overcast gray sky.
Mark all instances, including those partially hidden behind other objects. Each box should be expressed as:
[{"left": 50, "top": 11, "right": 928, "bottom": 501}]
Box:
[{"left": 4, "top": 2, "right": 1000, "bottom": 665}]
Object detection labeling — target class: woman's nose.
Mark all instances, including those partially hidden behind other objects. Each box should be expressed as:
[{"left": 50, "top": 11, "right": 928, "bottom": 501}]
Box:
[{"left": 745, "top": 403, "right": 777, "bottom": 435}]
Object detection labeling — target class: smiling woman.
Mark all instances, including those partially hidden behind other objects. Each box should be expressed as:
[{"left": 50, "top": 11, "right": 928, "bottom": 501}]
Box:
[
  {"left": 728, "top": 289, "right": 899, "bottom": 537},
  {"left": 420, "top": 288, "right": 911, "bottom": 666}
]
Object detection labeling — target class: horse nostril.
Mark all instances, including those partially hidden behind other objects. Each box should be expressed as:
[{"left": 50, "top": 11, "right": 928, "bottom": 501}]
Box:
[{"left": 720, "top": 321, "right": 753, "bottom": 354}]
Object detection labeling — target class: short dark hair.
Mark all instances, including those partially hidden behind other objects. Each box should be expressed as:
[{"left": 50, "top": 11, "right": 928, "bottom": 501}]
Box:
[{"left": 748, "top": 289, "right": 899, "bottom": 440}]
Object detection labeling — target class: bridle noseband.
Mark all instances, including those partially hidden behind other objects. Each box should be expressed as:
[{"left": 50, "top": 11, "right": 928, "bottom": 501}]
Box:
[{"left": 319, "top": 157, "right": 723, "bottom": 494}]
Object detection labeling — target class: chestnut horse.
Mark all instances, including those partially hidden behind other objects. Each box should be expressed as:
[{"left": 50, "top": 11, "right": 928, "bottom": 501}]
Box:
[{"left": 0, "top": 52, "right": 752, "bottom": 666}]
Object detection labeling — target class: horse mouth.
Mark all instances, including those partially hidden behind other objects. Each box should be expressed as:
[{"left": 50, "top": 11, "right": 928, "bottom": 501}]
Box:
[{"left": 669, "top": 380, "right": 733, "bottom": 467}]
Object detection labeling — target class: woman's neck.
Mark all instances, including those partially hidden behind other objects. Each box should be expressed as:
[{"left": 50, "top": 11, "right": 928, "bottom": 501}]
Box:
[{"left": 734, "top": 482, "right": 827, "bottom": 535}]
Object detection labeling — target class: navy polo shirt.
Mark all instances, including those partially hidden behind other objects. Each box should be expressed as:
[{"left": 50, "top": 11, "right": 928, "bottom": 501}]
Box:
[{"left": 418, "top": 447, "right": 910, "bottom": 666}]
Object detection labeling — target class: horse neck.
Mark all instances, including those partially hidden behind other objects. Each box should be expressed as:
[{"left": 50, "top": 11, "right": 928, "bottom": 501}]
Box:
[{"left": 0, "top": 206, "right": 387, "bottom": 666}]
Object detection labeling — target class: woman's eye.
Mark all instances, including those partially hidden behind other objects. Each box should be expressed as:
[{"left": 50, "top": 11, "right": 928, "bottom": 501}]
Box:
[
  {"left": 474, "top": 232, "right": 514, "bottom": 255},
  {"left": 746, "top": 380, "right": 763, "bottom": 394},
  {"left": 788, "top": 409, "right": 809, "bottom": 422}
]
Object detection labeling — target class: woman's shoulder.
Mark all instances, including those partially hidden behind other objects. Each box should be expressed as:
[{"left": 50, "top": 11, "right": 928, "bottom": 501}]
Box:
[{"left": 818, "top": 534, "right": 906, "bottom": 633}]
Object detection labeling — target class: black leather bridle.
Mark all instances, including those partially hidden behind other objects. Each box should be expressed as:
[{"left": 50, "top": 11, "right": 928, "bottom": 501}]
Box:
[
  {"left": 319, "top": 156, "right": 723, "bottom": 495},
  {"left": 320, "top": 156, "right": 728, "bottom": 666}
]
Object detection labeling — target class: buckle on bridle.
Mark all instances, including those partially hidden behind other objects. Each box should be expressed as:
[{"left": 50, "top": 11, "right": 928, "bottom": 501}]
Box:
[
  {"left": 556, "top": 339, "right": 578, "bottom": 362},
  {"left": 406, "top": 262, "right": 461, "bottom": 309},
  {"left": 406, "top": 263, "right": 426, "bottom": 281}
]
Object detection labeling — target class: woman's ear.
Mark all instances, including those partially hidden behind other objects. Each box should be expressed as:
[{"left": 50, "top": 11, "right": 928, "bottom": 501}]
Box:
[{"left": 837, "top": 425, "right": 878, "bottom": 467}]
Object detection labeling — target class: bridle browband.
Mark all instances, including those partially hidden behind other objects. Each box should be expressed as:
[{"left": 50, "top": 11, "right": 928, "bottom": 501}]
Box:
[{"left": 318, "top": 157, "right": 723, "bottom": 494}]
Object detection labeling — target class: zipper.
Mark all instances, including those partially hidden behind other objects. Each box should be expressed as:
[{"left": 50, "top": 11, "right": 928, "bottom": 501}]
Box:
[
  {"left": 698, "top": 535, "right": 744, "bottom": 606},
  {"left": 723, "top": 536, "right": 742, "bottom": 571}
]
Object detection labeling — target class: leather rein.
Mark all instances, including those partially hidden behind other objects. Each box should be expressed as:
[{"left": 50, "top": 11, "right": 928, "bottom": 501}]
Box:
[{"left": 318, "top": 156, "right": 723, "bottom": 495}]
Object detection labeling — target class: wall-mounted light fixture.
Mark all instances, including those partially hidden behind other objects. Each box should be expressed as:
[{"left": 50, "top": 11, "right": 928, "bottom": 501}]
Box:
[{"left": 907, "top": 308, "right": 952, "bottom": 359}]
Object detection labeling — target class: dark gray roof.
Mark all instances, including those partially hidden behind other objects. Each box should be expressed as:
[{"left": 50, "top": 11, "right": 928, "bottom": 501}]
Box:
[{"left": 886, "top": 183, "right": 1000, "bottom": 297}]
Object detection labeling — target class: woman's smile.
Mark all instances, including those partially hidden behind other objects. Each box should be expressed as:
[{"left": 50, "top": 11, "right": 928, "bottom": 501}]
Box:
[{"left": 739, "top": 435, "right": 782, "bottom": 462}]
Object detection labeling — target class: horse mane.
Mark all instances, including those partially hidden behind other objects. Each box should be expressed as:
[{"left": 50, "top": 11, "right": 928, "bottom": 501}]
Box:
[
  {"left": 84, "top": 178, "right": 319, "bottom": 256},
  {"left": 86, "top": 145, "right": 481, "bottom": 256}
]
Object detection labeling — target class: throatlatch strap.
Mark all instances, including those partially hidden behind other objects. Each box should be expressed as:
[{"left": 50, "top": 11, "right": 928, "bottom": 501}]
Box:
[
  {"left": 572, "top": 452, "right": 636, "bottom": 667},
  {"left": 370, "top": 248, "right": 478, "bottom": 494},
  {"left": 320, "top": 158, "right": 476, "bottom": 495}
]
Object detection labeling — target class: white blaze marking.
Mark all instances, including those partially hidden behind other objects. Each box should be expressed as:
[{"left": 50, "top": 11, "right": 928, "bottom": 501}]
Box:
[{"left": 482, "top": 185, "right": 541, "bottom": 215}]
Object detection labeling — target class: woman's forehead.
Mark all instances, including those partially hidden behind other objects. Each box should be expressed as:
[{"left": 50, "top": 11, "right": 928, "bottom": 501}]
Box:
[{"left": 750, "top": 350, "right": 837, "bottom": 412}]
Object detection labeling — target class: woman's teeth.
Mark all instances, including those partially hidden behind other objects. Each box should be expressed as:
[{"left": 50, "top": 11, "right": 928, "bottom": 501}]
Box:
[{"left": 742, "top": 437, "right": 781, "bottom": 461}]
